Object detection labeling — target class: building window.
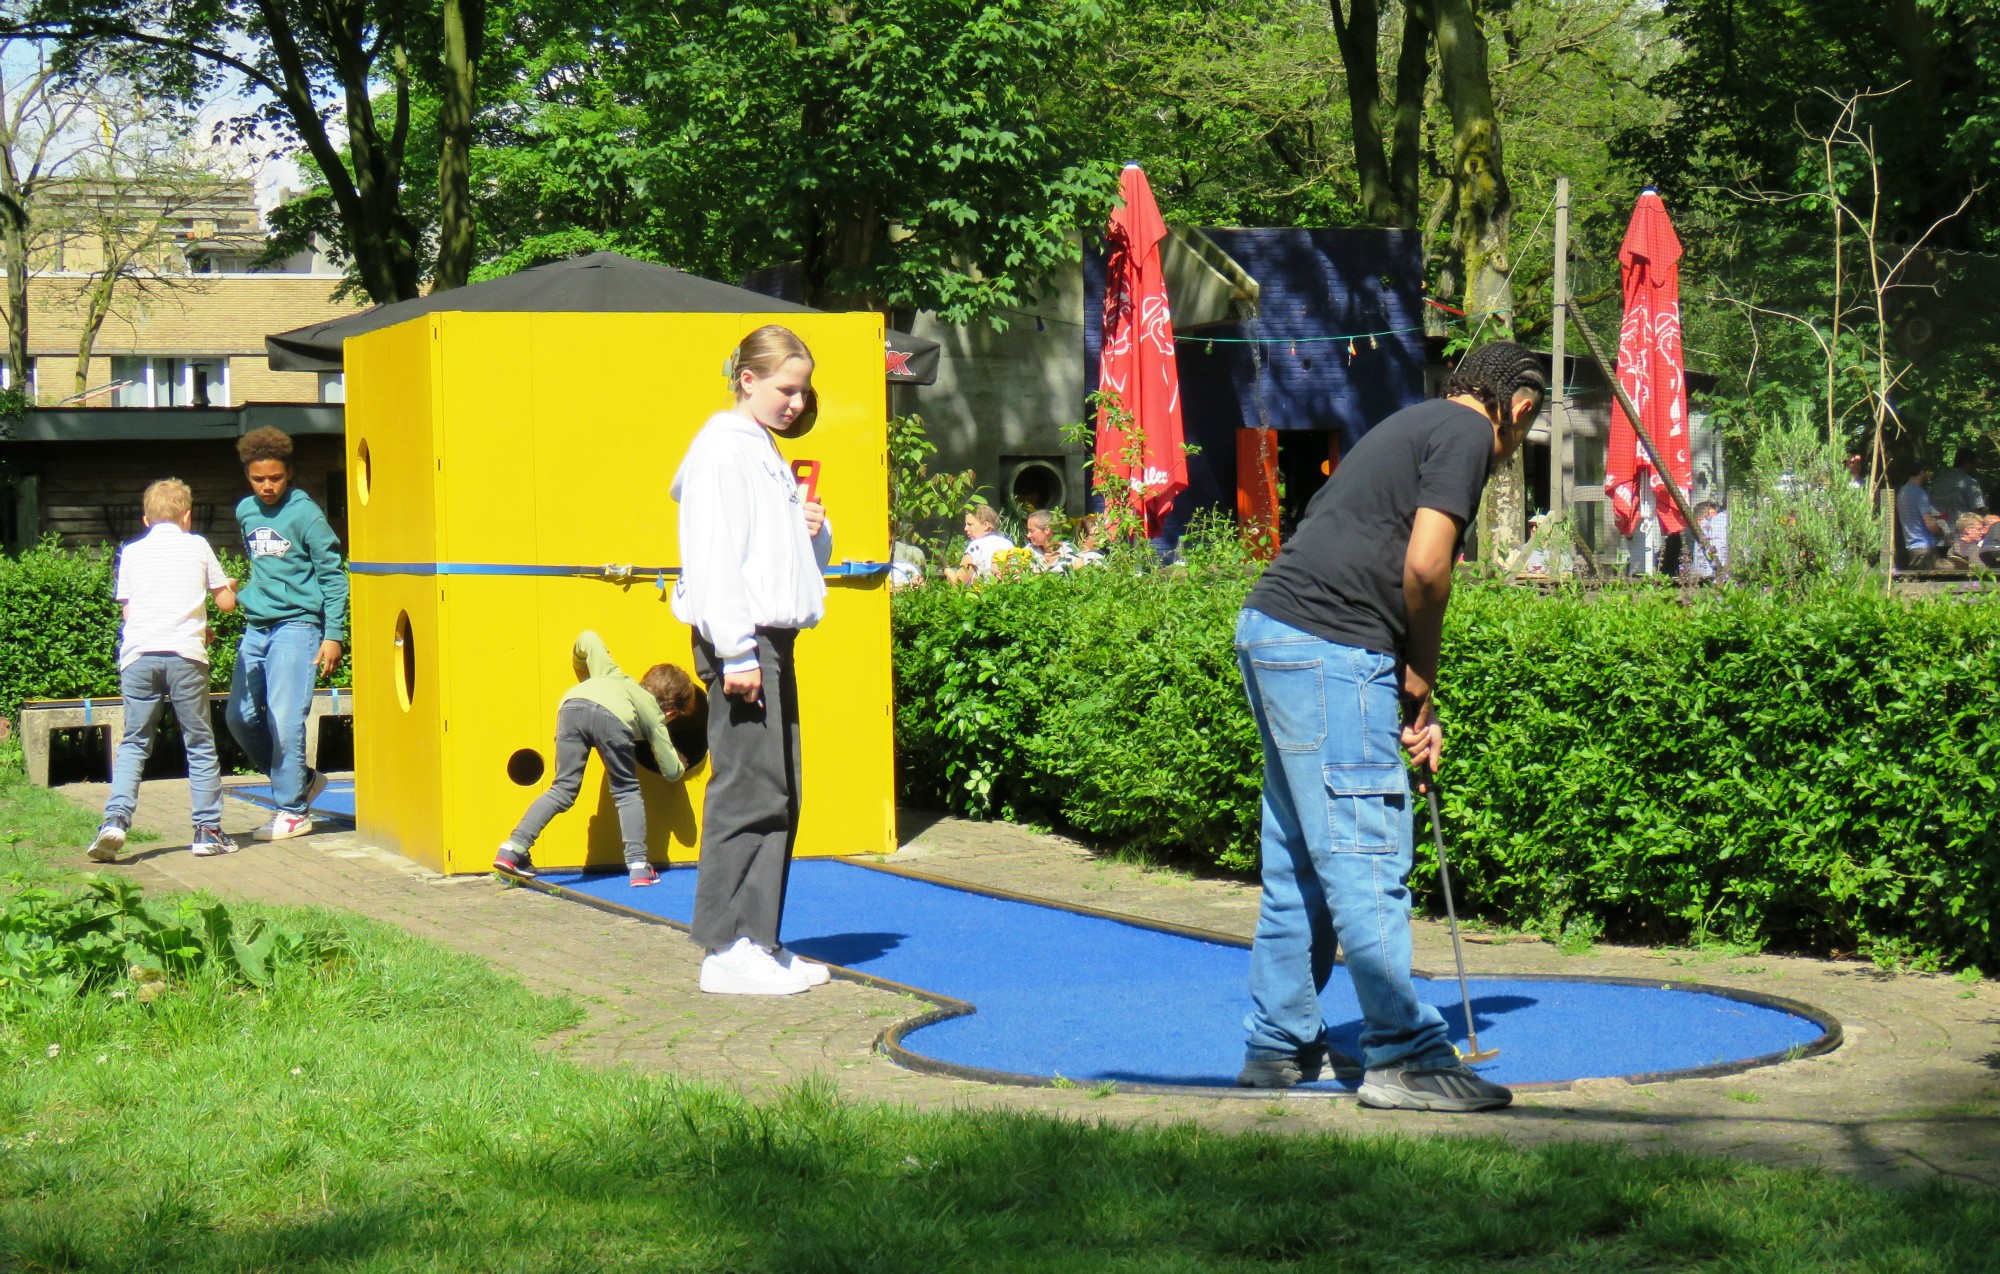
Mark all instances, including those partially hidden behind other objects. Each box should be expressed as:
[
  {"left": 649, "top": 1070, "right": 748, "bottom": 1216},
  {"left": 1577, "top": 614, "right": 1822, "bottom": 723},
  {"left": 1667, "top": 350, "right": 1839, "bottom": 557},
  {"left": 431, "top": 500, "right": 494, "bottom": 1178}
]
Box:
[
  {"left": 0, "top": 357, "right": 36, "bottom": 400},
  {"left": 110, "top": 357, "right": 230, "bottom": 408},
  {"left": 317, "top": 371, "right": 346, "bottom": 404}
]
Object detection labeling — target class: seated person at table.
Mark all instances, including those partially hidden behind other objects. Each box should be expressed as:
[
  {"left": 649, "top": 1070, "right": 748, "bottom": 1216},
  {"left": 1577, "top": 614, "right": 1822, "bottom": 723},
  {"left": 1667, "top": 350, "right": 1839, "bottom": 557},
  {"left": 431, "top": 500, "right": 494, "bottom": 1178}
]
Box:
[
  {"left": 947, "top": 503, "right": 1014, "bottom": 582},
  {"left": 1024, "top": 510, "right": 1078, "bottom": 572}
]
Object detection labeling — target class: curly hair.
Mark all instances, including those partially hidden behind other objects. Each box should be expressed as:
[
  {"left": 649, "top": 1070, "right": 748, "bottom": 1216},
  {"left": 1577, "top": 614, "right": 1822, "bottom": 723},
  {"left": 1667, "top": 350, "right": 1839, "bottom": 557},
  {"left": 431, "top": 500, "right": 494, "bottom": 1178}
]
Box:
[
  {"left": 1438, "top": 340, "right": 1547, "bottom": 424},
  {"left": 236, "top": 426, "right": 295, "bottom": 468}
]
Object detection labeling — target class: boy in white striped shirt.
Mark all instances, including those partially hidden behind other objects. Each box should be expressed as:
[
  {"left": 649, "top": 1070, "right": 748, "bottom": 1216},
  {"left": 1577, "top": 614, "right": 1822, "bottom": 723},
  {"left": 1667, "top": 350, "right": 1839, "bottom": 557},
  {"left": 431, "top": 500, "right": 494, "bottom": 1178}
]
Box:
[{"left": 86, "top": 479, "right": 238, "bottom": 862}]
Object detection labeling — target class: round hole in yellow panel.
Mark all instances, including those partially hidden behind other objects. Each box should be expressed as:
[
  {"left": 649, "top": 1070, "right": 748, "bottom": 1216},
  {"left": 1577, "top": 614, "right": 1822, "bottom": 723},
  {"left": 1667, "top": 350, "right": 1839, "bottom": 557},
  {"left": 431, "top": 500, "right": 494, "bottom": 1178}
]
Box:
[
  {"left": 507, "top": 749, "right": 546, "bottom": 786},
  {"left": 356, "top": 439, "right": 373, "bottom": 506},
  {"left": 393, "top": 610, "right": 415, "bottom": 711}
]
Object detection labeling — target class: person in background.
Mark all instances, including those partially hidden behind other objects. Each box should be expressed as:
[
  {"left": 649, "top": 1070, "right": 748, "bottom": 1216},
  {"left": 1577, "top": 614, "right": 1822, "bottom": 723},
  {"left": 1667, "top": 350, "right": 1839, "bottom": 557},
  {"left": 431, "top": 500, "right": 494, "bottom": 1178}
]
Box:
[
  {"left": 889, "top": 523, "right": 927, "bottom": 588},
  {"left": 947, "top": 503, "right": 1014, "bottom": 583},
  {"left": 1947, "top": 512, "right": 1990, "bottom": 567},
  {"left": 86, "top": 479, "right": 237, "bottom": 862},
  {"left": 1072, "top": 513, "right": 1108, "bottom": 567},
  {"left": 1024, "top": 509, "right": 1078, "bottom": 572},
  {"left": 225, "top": 426, "right": 347, "bottom": 842},
  {"left": 1931, "top": 457, "right": 1986, "bottom": 527},
  {"left": 1686, "top": 500, "right": 1729, "bottom": 581},
  {"left": 1897, "top": 462, "right": 1948, "bottom": 568}
]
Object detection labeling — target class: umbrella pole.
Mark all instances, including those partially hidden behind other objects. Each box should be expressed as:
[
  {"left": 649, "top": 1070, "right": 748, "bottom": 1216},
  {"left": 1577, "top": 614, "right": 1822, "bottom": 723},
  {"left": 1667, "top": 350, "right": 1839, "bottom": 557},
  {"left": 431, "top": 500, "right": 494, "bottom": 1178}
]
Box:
[{"left": 1567, "top": 306, "right": 1716, "bottom": 563}]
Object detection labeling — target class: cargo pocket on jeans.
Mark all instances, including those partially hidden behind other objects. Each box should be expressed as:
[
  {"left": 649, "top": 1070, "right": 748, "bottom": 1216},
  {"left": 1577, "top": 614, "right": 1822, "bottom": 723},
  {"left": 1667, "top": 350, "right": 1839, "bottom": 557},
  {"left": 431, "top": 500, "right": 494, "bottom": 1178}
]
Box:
[
  {"left": 1252, "top": 659, "right": 1325, "bottom": 752},
  {"left": 1324, "top": 763, "right": 1407, "bottom": 852}
]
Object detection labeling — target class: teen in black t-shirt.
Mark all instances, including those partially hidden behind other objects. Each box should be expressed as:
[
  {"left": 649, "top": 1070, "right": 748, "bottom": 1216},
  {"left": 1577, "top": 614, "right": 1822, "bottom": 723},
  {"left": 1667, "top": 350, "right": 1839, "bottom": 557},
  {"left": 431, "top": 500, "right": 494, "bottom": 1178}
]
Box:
[{"left": 1233, "top": 341, "right": 1545, "bottom": 1113}]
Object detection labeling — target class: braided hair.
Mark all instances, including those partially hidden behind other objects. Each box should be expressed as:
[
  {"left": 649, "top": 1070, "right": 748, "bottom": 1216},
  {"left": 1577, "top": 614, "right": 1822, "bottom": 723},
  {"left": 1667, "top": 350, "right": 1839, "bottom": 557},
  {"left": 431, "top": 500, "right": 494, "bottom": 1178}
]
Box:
[{"left": 1438, "top": 340, "right": 1547, "bottom": 428}]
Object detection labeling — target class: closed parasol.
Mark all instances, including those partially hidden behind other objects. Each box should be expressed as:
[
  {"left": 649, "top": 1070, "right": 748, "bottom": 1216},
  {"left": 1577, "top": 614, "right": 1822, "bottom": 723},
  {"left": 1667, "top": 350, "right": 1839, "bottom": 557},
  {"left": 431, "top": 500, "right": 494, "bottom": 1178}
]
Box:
[
  {"left": 1096, "top": 164, "right": 1187, "bottom": 537},
  {"left": 1606, "top": 190, "right": 1692, "bottom": 537}
]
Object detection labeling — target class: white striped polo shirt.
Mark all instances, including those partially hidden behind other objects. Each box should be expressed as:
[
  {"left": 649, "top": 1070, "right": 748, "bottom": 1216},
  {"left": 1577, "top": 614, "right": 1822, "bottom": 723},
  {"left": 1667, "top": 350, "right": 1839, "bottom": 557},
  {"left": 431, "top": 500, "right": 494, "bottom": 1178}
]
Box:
[{"left": 115, "top": 522, "right": 229, "bottom": 668}]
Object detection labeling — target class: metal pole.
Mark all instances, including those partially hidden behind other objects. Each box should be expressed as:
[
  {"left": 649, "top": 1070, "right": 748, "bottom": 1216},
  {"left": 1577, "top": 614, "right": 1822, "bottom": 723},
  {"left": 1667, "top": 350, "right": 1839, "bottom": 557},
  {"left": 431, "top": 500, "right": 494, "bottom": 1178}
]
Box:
[
  {"left": 1550, "top": 177, "right": 1571, "bottom": 519},
  {"left": 1567, "top": 305, "right": 1716, "bottom": 561}
]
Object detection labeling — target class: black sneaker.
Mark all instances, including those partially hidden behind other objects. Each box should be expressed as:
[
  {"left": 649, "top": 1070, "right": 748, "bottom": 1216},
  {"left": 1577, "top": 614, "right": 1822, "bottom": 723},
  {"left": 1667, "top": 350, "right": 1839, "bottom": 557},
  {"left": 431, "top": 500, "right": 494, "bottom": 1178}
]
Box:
[
  {"left": 1358, "top": 1059, "right": 1512, "bottom": 1112},
  {"left": 1236, "top": 1043, "right": 1364, "bottom": 1088},
  {"left": 303, "top": 768, "right": 330, "bottom": 807}
]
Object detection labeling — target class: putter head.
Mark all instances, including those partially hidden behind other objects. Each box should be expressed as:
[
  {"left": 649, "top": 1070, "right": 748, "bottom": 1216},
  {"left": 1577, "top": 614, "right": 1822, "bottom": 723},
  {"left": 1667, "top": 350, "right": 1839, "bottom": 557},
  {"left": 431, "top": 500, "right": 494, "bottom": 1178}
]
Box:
[{"left": 1454, "top": 1041, "right": 1501, "bottom": 1065}]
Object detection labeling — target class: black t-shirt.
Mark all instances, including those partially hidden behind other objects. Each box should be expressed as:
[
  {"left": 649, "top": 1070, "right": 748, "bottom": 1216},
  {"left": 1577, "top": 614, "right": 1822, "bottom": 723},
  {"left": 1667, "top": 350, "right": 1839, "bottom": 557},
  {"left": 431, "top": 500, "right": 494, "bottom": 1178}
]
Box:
[{"left": 1246, "top": 399, "right": 1493, "bottom": 657}]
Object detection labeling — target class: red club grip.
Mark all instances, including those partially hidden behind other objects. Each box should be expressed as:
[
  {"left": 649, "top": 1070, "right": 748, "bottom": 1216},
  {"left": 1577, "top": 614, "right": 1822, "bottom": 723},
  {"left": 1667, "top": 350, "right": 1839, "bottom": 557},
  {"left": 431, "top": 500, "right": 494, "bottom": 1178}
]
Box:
[{"left": 791, "top": 458, "right": 821, "bottom": 504}]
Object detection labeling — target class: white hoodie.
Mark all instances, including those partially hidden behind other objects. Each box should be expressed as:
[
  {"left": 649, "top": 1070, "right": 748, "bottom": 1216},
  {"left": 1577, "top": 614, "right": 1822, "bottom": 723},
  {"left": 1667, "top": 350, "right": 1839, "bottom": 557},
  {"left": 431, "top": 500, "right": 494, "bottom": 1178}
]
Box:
[{"left": 671, "top": 410, "right": 833, "bottom": 673}]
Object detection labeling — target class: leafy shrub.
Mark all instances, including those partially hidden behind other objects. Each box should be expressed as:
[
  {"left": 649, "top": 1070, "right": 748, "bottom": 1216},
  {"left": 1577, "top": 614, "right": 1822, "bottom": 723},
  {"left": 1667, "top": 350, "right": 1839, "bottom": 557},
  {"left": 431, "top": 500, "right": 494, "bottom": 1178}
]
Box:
[
  {"left": 0, "top": 539, "right": 348, "bottom": 724},
  {"left": 0, "top": 874, "right": 345, "bottom": 1015},
  {"left": 1727, "top": 404, "right": 1884, "bottom": 588},
  {"left": 894, "top": 563, "right": 2000, "bottom": 969},
  {"left": 894, "top": 520, "right": 1263, "bottom": 869}
]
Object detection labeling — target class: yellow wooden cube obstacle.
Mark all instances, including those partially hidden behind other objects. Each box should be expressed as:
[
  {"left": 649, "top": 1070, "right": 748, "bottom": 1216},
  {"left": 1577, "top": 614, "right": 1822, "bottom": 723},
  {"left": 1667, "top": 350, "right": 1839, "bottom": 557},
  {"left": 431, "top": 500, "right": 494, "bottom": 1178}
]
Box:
[{"left": 342, "top": 311, "right": 895, "bottom": 874}]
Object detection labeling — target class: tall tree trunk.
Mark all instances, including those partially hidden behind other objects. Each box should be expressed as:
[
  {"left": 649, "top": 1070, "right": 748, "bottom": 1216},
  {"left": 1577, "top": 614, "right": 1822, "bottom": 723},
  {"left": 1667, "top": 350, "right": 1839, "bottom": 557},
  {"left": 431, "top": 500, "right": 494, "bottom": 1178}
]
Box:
[
  {"left": 1328, "top": 2, "right": 1400, "bottom": 225},
  {"left": 1429, "top": 0, "right": 1522, "bottom": 562},
  {"left": 251, "top": 0, "right": 422, "bottom": 302},
  {"left": 72, "top": 271, "right": 116, "bottom": 399},
  {"left": 0, "top": 197, "right": 28, "bottom": 396},
  {"left": 434, "top": 0, "right": 486, "bottom": 292},
  {"left": 1389, "top": 3, "right": 1430, "bottom": 225}
]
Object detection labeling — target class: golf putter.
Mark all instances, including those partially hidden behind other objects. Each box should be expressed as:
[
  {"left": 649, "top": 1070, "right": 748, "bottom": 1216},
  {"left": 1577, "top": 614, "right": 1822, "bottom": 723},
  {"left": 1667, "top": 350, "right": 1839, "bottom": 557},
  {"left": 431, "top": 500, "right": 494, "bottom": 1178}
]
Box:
[{"left": 1424, "top": 781, "right": 1498, "bottom": 1063}]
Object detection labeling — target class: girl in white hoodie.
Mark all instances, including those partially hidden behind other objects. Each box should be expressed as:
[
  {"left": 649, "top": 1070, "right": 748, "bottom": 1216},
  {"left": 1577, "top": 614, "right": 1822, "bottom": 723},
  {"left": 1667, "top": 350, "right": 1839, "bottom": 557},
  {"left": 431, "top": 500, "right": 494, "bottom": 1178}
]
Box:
[{"left": 671, "top": 324, "right": 835, "bottom": 995}]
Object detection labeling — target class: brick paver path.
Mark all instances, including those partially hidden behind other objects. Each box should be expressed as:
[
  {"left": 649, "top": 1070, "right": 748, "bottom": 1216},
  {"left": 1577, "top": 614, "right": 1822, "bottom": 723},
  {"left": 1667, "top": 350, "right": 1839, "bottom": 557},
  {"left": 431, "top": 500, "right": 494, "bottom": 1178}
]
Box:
[{"left": 57, "top": 778, "right": 2000, "bottom": 1189}]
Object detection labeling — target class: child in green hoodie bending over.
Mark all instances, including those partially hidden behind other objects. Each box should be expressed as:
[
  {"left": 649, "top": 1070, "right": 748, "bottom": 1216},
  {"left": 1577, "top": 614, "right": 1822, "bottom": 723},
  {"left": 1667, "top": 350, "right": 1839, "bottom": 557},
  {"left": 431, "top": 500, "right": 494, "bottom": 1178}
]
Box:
[
  {"left": 495, "top": 631, "right": 696, "bottom": 886},
  {"left": 225, "top": 426, "right": 349, "bottom": 842}
]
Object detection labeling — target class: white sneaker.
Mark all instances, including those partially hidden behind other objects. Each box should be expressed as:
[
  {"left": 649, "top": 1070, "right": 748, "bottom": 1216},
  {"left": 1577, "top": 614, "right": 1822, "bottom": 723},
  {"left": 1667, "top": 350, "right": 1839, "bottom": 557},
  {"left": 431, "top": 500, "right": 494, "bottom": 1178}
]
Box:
[
  {"left": 86, "top": 823, "right": 126, "bottom": 863},
  {"left": 778, "top": 948, "right": 832, "bottom": 986},
  {"left": 699, "top": 937, "right": 811, "bottom": 996},
  {"left": 254, "top": 813, "right": 314, "bottom": 842}
]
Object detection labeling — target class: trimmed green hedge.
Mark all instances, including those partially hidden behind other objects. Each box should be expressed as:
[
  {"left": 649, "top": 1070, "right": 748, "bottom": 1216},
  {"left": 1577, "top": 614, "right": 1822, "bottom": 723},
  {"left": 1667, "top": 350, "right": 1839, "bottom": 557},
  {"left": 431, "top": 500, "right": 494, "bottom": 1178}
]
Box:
[
  {"left": 893, "top": 568, "right": 2000, "bottom": 970},
  {"left": 0, "top": 541, "right": 349, "bottom": 724}
]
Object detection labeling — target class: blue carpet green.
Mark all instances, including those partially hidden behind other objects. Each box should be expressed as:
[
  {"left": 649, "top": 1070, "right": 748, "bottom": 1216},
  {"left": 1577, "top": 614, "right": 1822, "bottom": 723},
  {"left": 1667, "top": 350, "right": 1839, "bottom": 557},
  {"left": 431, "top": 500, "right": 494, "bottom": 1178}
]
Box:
[{"left": 538, "top": 860, "right": 1830, "bottom": 1090}]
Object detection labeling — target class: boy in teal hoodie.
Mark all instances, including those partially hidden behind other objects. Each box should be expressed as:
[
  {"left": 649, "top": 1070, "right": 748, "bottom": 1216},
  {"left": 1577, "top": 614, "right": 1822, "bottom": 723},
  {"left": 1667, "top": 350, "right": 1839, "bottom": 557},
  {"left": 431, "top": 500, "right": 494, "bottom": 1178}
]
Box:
[{"left": 224, "top": 426, "right": 348, "bottom": 841}]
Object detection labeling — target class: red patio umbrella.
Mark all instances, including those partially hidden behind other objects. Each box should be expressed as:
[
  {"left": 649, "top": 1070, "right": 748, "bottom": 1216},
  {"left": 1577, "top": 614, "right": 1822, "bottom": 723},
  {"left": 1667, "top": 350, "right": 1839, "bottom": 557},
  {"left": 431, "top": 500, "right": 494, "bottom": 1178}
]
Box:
[
  {"left": 1606, "top": 189, "right": 1692, "bottom": 537},
  {"left": 1097, "top": 164, "right": 1186, "bottom": 537}
]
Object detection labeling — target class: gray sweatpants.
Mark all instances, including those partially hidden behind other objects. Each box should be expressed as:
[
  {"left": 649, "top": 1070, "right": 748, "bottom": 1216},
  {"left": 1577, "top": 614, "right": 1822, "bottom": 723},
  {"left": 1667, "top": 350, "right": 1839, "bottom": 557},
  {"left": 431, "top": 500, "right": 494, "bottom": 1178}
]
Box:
[
  {"left": 509, "top": 699, "right": 649, "bottom": 867},
  {"left": 689, "top": 629, "right": 801, "bottom": 952}
]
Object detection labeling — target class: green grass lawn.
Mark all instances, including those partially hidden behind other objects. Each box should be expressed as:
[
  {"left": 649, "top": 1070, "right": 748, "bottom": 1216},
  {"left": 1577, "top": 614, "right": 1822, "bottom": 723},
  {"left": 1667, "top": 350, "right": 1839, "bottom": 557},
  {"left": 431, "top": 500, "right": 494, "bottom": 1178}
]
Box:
[{"left": 3, "top": 764, "right": 1998, "bottom": 1272}]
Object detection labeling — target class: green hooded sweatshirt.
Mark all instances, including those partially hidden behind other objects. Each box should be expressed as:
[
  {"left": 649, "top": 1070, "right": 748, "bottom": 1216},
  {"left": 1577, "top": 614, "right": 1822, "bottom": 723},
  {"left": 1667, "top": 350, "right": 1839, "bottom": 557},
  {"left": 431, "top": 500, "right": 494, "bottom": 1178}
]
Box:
[
  {"left": 561, "top": 632, "right": 685, "bottom": 780},
  {"left": 235, "top": 488, "right": 349, "bottom": 641}
]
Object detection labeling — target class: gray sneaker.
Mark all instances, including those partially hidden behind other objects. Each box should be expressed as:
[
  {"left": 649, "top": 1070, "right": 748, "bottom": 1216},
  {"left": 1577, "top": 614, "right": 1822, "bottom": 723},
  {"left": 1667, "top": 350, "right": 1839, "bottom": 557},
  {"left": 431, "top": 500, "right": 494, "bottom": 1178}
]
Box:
[
  {"left": 1236, "top": 1043, "right": 1364, "bottom": 1088},
  {"left": 1358, "top": 1058, "right": 1512, "bottom": 1112},
  {"left": 191, "top": 826, "right": 237, "bottom": 858},
  {"left": 86, "top": 821, "right": 127, "bottom": 863},
  {"left": 303, "top": 768, "right": 330, "bottom": 807}
]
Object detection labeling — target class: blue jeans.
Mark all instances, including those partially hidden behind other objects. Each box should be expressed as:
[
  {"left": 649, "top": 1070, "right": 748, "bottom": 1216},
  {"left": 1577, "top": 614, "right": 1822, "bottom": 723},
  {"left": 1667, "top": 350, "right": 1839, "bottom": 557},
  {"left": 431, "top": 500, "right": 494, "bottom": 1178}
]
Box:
[
  {"left": 106, "top": 654, "right": 222, "bottom": 829},
  {"left": 1235, "top": 608, "right": 1452, "bottom": 1071},
  {"left": 226, "top": 621, "right": 321, "bottom": 815}
]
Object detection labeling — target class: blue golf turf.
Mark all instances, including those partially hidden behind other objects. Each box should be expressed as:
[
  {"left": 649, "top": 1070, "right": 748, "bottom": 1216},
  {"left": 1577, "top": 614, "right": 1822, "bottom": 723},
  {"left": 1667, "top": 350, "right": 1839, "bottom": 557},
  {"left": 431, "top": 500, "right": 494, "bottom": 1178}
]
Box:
[
  {"left": 538, "top": 860, "right": 1833, "bottom": 1090},
  {"left": 229, "top": 780, "right": 357, "bottom": 823}
]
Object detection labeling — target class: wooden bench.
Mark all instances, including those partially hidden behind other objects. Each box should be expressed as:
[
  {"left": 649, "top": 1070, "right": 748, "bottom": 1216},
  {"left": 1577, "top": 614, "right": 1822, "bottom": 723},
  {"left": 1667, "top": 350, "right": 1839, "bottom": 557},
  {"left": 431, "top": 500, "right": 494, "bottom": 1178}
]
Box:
[{"left": 17, "top": 688, "right": 353, "bottom": 787}]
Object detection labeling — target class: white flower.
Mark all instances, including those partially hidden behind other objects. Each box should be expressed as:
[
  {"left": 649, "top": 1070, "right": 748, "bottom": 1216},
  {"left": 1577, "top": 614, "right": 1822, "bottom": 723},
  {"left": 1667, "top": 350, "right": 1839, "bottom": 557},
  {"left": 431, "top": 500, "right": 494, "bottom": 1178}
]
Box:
[
  {"left": 45, "top": 1043, "right": 59, "bottom": 1059},
  {"left": 290, "top": 1067, "right": 303, "bottom": 1076}
]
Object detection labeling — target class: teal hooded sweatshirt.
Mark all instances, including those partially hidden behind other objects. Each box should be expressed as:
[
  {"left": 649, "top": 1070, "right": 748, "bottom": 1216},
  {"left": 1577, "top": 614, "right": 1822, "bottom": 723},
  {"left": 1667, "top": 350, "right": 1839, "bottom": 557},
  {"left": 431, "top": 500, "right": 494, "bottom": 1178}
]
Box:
[{"left": 235, "top": 488, "right": 349, "bottom": 642}]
